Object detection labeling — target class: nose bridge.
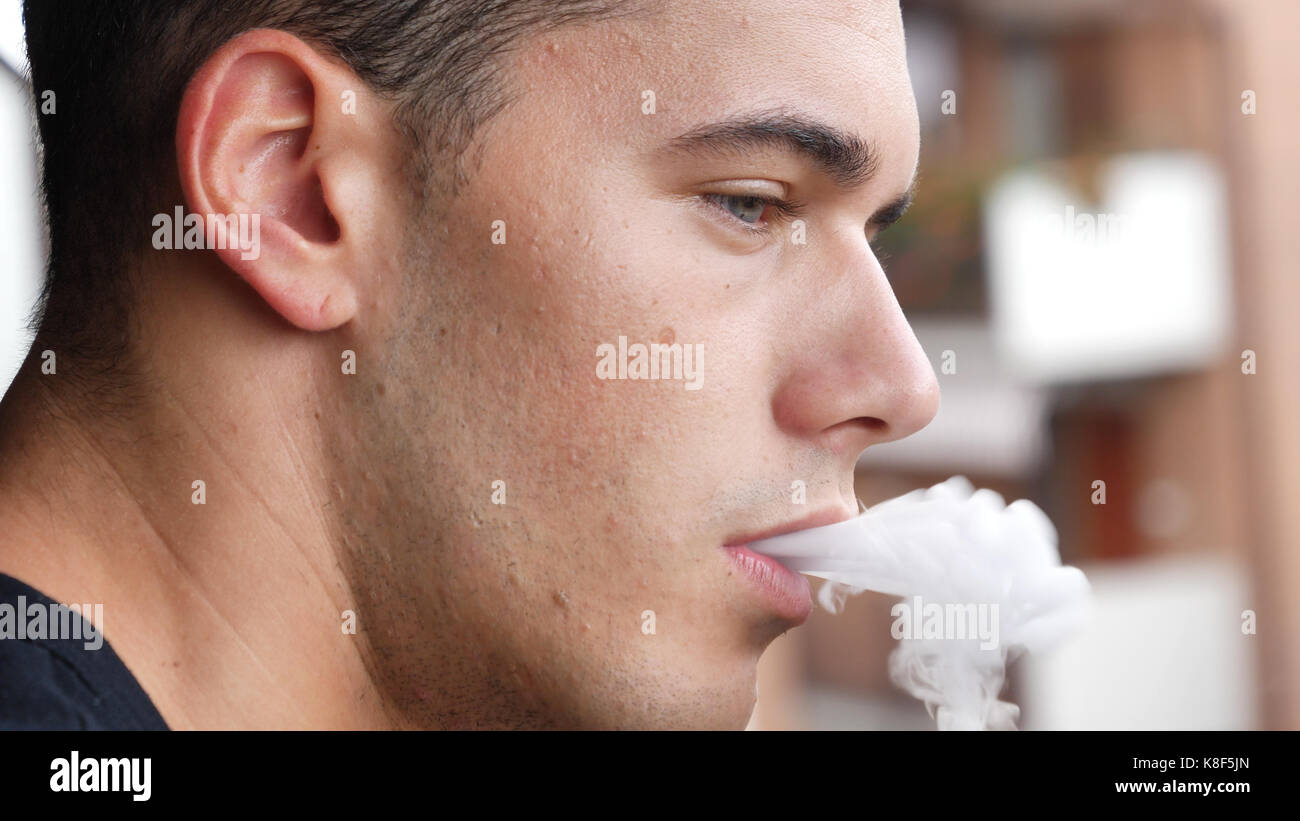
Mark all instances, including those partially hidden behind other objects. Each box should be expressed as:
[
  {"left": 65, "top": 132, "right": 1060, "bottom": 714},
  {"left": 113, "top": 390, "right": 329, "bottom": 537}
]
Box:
[
  {"left": 857, "top": 282, "right": 941, "bottom": 442},
  {"left": 772, "top": 238, "right": 940, "bottom": 451}
]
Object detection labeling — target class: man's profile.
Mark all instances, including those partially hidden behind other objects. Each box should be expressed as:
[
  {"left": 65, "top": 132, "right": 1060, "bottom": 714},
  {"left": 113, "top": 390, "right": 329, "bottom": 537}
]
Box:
[{"left": 0, "top": 0, "right": 938, "bottom": 729}]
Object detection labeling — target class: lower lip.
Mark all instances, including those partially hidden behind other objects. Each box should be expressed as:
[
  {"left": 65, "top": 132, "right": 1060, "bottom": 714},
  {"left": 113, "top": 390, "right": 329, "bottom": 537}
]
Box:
[{"left": 722, "top": 546, "right": 813, "bottom": 625}]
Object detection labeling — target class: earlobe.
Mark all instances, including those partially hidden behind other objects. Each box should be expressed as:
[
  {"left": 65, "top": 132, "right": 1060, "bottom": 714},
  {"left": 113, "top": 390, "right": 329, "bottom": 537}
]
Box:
[{"left": 176, "top": 29, "right": 357, "bottom": 332}]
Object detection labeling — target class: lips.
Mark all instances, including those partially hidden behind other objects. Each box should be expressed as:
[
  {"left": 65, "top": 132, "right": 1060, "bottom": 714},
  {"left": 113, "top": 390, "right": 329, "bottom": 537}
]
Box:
[
  {"left": 722, "top": 507, "right": 857, "bottom": 625},
  {"left": 722, "top": 545, "right": 814, "bottom": 624}
]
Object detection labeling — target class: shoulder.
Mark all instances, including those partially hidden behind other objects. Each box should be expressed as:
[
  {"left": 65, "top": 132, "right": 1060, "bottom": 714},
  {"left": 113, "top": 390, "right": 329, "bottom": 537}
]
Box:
[
  {"left": 0, "top": 636, "right": 101, "bottom": 729},
  {"left": 0, "top": 573, "right": 169, "bottom": 730}
]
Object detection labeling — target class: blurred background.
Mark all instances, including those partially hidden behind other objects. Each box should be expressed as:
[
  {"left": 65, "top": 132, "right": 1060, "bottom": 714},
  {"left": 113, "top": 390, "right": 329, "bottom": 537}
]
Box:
[
  {"left": 1, "top": 0, "right": 1296, "bottom": 729},
  {"left": 747, "top": 0, "right": 1299, "bottom": 730}
]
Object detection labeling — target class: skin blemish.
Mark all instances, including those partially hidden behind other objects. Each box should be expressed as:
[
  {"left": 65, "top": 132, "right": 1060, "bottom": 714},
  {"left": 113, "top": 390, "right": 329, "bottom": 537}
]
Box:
[
  {"left": 658, "top": 326, "right": 675, "bottom": 344},
  {"left": 553, "top": 590, "right": 569, "bottom": 608}
]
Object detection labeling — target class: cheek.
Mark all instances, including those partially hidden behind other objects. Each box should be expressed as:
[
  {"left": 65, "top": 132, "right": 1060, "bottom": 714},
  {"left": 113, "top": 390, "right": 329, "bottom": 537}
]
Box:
[{"left": 436, "top": 152, "right": 767, "bottom": 516}]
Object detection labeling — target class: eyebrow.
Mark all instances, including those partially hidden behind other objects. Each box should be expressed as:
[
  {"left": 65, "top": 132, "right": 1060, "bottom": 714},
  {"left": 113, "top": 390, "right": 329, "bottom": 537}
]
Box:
[{"left": 662, "top": 108, "right": 915, "bottom": 228}]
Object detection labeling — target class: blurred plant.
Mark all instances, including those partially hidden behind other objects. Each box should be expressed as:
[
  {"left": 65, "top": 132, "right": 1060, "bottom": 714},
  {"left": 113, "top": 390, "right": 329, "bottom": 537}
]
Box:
[{"left": 876, "top": 160, "right": 1004, "bottom": 317}]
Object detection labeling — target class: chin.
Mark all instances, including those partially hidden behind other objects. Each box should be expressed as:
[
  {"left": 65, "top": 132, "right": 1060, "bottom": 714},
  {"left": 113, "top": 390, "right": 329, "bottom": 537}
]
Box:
[{"left": 657, "top": 670, "right": 761, "bottom": 730}]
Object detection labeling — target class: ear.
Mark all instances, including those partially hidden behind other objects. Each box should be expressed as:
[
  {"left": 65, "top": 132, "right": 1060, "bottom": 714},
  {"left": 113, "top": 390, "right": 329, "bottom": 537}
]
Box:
[{"left": 176, "top": 29, "right": 380, "bottom": 331}]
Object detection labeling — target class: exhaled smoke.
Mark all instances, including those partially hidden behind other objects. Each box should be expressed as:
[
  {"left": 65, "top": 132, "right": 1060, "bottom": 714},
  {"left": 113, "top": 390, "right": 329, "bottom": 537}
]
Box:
[{"left": 750, "top": 476, "right": 1090, "bottom": 730}]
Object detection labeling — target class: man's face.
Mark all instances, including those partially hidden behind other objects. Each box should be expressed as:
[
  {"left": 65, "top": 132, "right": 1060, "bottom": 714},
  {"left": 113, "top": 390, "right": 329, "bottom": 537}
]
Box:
[{"left": 340, "top": 0, "right": 938, "bottom": 728}]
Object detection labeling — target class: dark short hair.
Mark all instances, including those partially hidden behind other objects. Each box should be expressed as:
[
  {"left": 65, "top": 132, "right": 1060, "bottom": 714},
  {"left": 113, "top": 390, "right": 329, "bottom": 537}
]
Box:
[{"left": 23, "top": 0, "right": 643, "bottom": 366}]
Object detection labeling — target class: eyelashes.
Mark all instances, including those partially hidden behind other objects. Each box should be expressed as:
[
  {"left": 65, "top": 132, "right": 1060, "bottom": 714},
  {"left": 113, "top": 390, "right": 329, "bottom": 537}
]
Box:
[
  {"left": 698, "top": 192, "right": 807, "bottom": 235},
  {"left": 695, "top": 191, "right": 903, "bottom": 256}
]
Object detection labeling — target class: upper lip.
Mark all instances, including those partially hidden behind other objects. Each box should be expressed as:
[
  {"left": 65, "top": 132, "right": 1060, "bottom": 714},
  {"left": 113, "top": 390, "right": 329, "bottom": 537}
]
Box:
[{"left": 724, "top": 505, "right": 858, "bottom": 547}]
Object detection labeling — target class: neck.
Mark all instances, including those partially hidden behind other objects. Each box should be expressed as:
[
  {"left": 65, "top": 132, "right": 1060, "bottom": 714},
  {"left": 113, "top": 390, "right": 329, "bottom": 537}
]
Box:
[{"left": 0, "top": 337, "right": 402, "bottom": 729}]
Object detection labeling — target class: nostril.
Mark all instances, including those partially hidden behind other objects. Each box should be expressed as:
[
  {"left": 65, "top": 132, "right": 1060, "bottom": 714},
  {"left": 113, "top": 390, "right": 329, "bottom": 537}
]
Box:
[
  {"left": 856, "top": 416, "right": 888, "bottom": 434},
  {"left": 823, "top": 416, "right": 890, "bottom": 458}
]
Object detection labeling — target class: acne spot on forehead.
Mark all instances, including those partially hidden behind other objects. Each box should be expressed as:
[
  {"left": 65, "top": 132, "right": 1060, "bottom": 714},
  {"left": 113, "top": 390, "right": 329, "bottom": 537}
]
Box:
[{"left": 658, "top": 326, "right": 675, "bottom": 344}]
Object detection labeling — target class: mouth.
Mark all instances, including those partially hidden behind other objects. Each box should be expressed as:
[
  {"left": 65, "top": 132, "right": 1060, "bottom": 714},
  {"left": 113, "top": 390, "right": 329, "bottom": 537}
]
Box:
[{"left": 722, "top": 507, "right": 857, "bottom": 625}]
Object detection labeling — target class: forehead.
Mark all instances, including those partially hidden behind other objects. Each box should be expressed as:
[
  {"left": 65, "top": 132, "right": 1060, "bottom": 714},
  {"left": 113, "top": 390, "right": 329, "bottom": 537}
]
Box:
[
  {"left": 650, "top": 0, "right": 913, "bottom": 114},
  {"left": 499, "top": 0, "right": 918, "bottom": 184}
]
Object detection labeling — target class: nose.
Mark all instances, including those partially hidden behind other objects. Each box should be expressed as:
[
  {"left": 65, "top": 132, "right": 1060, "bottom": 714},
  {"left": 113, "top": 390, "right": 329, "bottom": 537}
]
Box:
[{"left": 770, "top": 245, "right": 940, "bottom": 462}]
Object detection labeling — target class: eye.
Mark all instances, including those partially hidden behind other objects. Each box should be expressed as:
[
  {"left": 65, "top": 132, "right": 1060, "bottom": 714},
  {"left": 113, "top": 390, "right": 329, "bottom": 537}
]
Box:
[
  {"left": 706, "top": 193, "right": 770, "bottom": 224},
  {"left": 699, "top": 192, "right": 803, "bottom": 233}
]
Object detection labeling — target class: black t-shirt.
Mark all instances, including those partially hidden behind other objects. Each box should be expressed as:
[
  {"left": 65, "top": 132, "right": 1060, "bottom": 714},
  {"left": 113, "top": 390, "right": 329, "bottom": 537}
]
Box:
[{"left": 0, "top": 573, "right": 169, "bottom": 730}]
